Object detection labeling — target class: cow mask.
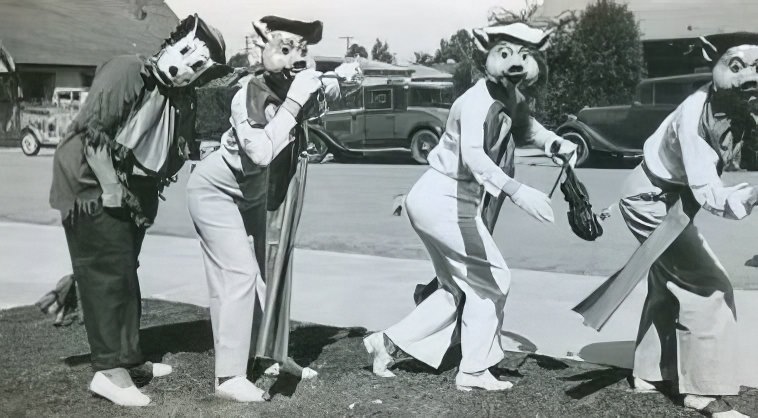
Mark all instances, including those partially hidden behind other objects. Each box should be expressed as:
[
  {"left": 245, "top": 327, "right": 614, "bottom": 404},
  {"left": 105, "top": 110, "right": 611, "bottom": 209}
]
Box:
[
  {"left": 253, "top": 16, "right": 323, "bottom": 79},
  {"left": 152, "top": 14, "right": 226, "bottom": 88}
]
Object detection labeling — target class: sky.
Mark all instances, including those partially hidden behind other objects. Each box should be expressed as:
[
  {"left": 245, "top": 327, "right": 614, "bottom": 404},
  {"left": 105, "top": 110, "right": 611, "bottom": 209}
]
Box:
[{"left": 164, "top": 0, "right": 537, "bottom": 64}]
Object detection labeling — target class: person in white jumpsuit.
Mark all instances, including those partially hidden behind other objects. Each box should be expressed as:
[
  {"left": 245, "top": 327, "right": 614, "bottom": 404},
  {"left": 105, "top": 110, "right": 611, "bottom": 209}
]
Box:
[
  {"left": 576, "top": 33, "right": 758, "bottom": 418},
  {"left": 185, "top": 15, "right": 358, "bottom": 402},
  {"left": 364, "top": 21, "right": 578, "bottom": 392}
]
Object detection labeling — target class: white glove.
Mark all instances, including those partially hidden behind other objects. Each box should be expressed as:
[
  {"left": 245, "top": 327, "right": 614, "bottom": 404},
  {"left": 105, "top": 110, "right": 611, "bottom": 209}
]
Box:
[
  {"left": 509, "top": 184, "right": 555, "bottom": 223},
  {"left": 286, "top": 68, "right": 323, "bottom": 106},
  {"left": 725, "top": 183, "right": 758, "bottom": 219},
  {"left": 333, "top": 62, "right": 362, "bottom": 83},
  {"left": 549, "top": 139, "right": 578, "bottom": 168}
]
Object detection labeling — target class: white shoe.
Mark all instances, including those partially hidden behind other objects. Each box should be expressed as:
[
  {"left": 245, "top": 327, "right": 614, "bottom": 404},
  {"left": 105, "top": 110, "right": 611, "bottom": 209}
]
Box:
[
  {"left": 631, "top": 377, "right": 659, "bottom": 393},
  {"left": 363, "top": 332, "right": 395, "bottom": 378},
  {"left": 265, "top": 362, "right": 318, "bottom": 380},
  {"left": 89, "top": 371, "right": 150, "bottom": 407},
  {"left": 301, "top": 367, "right": 318, "bottom": 380},
  {"left": 455, "top": 370, "right": 513, "bottom": 392},
  {"left": 684, "top": 395, "right": 749, "bottom": 418},
  {"left": 264, "top": 363, "right": 280, "bottom": 376},
  {"left": 713, "top": 411, "right": 750, "bottom": 418},
  {"left": 215, "top": 376, "right": 267, "bottom": 403},
  {"left": 151, "top": 362, "right": 172, "bottom": 377}
]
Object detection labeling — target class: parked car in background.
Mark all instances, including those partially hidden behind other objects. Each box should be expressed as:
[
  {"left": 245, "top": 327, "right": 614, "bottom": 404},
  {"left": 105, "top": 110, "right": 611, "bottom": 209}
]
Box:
[
  {"left": 20, "top": 87, "right": 88, "bottom": 156},
  {"left": 556, "top": 73, "right": 712, "bottom": 166},
  {"left": 309, "top": 79, "right": 453, "bottom": 164}
]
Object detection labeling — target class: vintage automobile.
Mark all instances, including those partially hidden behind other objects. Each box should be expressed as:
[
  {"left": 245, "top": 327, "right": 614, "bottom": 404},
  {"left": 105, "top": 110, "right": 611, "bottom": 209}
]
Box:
[
  {"left": 308, "top": 79, "right": 453, "bottom": 164},
  {"left": 556, "top": 73, "right": 712, "bottom": 166},
  {"left": 20, "top": 87, "right": 88, "bottom": 156}
]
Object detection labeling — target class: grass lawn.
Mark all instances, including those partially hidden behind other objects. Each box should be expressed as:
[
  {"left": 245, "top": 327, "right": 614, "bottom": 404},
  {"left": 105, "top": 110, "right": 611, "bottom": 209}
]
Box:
[{"left": 1, "top": 299, "right": 756, "bottom": 417}]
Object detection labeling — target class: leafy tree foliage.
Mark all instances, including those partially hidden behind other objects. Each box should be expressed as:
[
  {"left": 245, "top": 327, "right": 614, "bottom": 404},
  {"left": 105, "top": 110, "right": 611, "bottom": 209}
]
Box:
[
  {"left": 227, "top": 52, "right": 251, "bottom": 68},
  {"left": 413, "top": 51, "right": 434, "bottom": 65},
  {"left": 536, "top": 0, "right": 646, "bottom": 127},
  {"left": 346, "top": 43, "right": 369, "bottom": 59},
  {"left": 371, "top": 39, "right": 395, "bottom": 63}
]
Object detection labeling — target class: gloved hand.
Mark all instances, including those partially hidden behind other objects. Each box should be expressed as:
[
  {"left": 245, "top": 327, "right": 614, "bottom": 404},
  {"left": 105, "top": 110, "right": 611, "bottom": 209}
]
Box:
[
  {"left": 549, "top": 138, "right": 578, "bottom": 168},
  {"left": 333, "top": 62, "right": 362, "bottom": 83},
  {"left": 509, "top": 184, "right": 555, "bottom": 223},
  {"left": 725, "top": 183, "right": 758, "bottom": 219},
  {"left": 286, "top": 68, "right": 323, "bottom": 106}
]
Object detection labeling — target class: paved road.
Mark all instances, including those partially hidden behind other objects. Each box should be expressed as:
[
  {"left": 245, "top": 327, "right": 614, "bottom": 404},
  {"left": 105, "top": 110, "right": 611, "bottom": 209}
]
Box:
[{"left": 1, "top": 149, "right": 757, "bottom": 288}]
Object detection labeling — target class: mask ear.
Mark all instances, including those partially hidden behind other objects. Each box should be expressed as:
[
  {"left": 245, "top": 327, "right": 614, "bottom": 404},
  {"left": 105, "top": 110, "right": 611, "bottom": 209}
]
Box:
[
  {"left": 190, "top": 13, "right": 200, "bottom": 39},
  {"left": 699, "top": 36, "right": 719, "bottom": 63},
  {"left": 252, "top": 20, "right": 270, "bottom": 44},
  {"left": 471, "top": 28, "right": 489, "bottom": 53}
]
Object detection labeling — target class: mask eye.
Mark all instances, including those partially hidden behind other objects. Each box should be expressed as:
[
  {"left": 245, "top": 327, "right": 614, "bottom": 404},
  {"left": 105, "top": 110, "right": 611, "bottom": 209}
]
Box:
[
  {"left": 282, "top": 47, "right": 290, "bottom": 55},
  {"left": 180, "top": 46, "right": 191, "bottom": 55},
  {"left": 729, "top": 58, "right": 745, "bottom": 73},
  {"left": 501, "top": 50, "right": 509, "bottom": 58},
  {"left": 190, "top": 60, "right": 205, "bottom": 71}
]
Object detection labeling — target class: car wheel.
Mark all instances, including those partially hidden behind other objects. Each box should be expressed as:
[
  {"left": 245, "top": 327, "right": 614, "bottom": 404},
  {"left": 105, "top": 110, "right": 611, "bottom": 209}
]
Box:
[
  {"left": 305, "top": 131, "right": 330, "bottom": 163},
  {"left": 410, "top": 129, "right": 439, "bottom": 164},
  {"left": 21, "top": 131, "right": 41, "bottom": 156},
  {"left": 561, "top": 130, "right": 591, "bottom": 167}
]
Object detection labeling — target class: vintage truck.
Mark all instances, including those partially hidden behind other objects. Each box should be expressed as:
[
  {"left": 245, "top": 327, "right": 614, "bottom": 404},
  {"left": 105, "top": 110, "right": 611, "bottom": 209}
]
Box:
[{"left": 19, "top": 87, "right": 88, "bottom": 156}]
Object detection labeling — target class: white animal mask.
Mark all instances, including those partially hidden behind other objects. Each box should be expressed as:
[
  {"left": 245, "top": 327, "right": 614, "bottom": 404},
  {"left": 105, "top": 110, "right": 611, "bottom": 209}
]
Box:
[
  {"left": 152, "top": 15, "right": 225, "bottom": 87},
  {"left": 472, "top": 22, "right": 550, "bottom": 91}
]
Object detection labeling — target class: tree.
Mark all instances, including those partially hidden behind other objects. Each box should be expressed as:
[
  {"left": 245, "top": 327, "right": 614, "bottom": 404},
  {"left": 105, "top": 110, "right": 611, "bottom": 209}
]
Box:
[
  {"left": 413, "top": 51, "right": 434, "bottom": 65},
  {"left": 433, "top": 29, "right": 474, "bottom": 64},
  {"left": 346, "top": 43, "right": 368, "bottom": 59},
  {"left": 371, "top": 39, "right": 395, "bottom": 63},
  {"left": 536, "top": 0, "right": 646, "bottom": 127},
  {"left": 227, "top": 52, "right": 251, "bottom": 68},
  {"left": 431, "top": 29, "right": 480, "bottom": 96}
]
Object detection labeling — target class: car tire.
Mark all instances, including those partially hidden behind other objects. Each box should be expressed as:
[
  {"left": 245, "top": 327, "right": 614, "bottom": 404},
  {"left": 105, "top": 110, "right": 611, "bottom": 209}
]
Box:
[
  {"left": 21, "top": 130, "right": 41, "bottom": 156},
  {"left": 561, "top": 130, "right": 591, "bottom": 167},
  {"left": 410, "top": 129, "right": 439, "bottom": 165}
]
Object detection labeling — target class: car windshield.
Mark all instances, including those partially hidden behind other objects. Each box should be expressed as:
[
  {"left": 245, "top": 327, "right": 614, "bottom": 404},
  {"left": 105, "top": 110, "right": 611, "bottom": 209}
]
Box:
[{"left": 409, "top": 86, "right": 453, "bottom": 108}]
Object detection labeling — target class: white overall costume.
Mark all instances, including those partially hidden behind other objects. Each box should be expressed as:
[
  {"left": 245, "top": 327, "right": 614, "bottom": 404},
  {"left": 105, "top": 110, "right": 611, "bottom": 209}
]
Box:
[
  {"left": 186, "top": 77, "right": 303, "bottom": 378},
  {"left": 614, "top": 85, "right": 742, "bottom": 395},
  {"left": 385, "top": 79, "right": 561, "bottom": 373}
]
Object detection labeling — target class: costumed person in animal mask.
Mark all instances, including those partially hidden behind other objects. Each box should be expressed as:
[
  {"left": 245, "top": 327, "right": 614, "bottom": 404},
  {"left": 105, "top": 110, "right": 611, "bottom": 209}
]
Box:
[
  {"left": 364, "top": 20, "right": 577, "bottom": 391},
  {"left": 185, "top": 16, "right": 361, "bottom": 402},
  {"left": 49, "top": 14, "right": 226, "bottom": 406},
  {"left": 573, "top": 33, "right": 758, "bottom": 418}
]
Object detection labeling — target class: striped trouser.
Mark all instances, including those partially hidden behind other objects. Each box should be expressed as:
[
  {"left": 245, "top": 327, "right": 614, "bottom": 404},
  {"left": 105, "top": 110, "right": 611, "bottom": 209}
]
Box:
[
  {"left": 385, "top": 169, "right": 510, "bottom": 373},
  {"left": 619, "top": 164, "right": 739, "bottom": 396}
]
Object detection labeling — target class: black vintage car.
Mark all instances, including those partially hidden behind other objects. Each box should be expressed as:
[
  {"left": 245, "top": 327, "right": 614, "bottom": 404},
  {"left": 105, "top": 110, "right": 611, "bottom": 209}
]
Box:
[
  {"left": 307, "top": 79, "right": 453, "bottom": 164},
  {"left": 556, "top": 73, "right": 712, "bottom": 166}
]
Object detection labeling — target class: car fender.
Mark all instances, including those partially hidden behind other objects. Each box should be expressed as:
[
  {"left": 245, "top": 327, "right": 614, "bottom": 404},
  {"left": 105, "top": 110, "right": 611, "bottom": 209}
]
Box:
[
  {"left": 21, "top": 125, "right": 42, "bottom": 143},
  {"left": 555, "top": 117, "right": 628, "bottom": 154},
  {"left": 306, "top": 123, "right": 362, "bottom": 157},
  {"left": 408, "top": 124, "right": 443, "bottom": 141}
]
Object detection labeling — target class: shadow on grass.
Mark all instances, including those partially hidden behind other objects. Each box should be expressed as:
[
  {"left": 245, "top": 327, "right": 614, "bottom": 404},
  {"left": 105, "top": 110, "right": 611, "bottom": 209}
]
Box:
[
  {"left": 562, "top": 367, "right": 631, "bottom": 399},
  {"left": 64, "top": 319, "right": 214, "bottom": 367},
  {"left": 258, "top": 324, "right": 368, "bottom": 398}
]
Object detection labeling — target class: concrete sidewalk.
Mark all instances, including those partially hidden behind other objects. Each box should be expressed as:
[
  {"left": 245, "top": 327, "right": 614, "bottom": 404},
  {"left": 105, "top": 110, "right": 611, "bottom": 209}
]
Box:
[{"left": 2, "top": 221, "right": 757, "bottom": 388}]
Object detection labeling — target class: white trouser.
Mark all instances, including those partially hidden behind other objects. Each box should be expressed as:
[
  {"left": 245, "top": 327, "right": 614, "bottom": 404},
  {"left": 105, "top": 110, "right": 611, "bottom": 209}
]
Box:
[
  {"left": 620, "top": 165, "right": 739, "bottom": 396},
  {"left": 186, "top": 151, "right": 266, "bottom": 378},
  {"left": 385, "top": 169, "right": 510, "bottom": 373}
]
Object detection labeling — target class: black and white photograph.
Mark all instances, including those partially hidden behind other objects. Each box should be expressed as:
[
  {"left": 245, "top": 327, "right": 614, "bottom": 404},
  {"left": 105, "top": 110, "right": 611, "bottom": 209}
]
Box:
[{"left": 1, "top": 0, "right": 757, "bottom": 416}]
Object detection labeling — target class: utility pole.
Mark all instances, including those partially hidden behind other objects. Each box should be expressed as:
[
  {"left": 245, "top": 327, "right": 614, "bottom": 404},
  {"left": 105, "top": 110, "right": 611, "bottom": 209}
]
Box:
[
  {"left": 244, "top": 35, "right": 252, "bottom": 54},
  {"left": 338, "top": 36, "right": 354, "bottom": 53}
]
